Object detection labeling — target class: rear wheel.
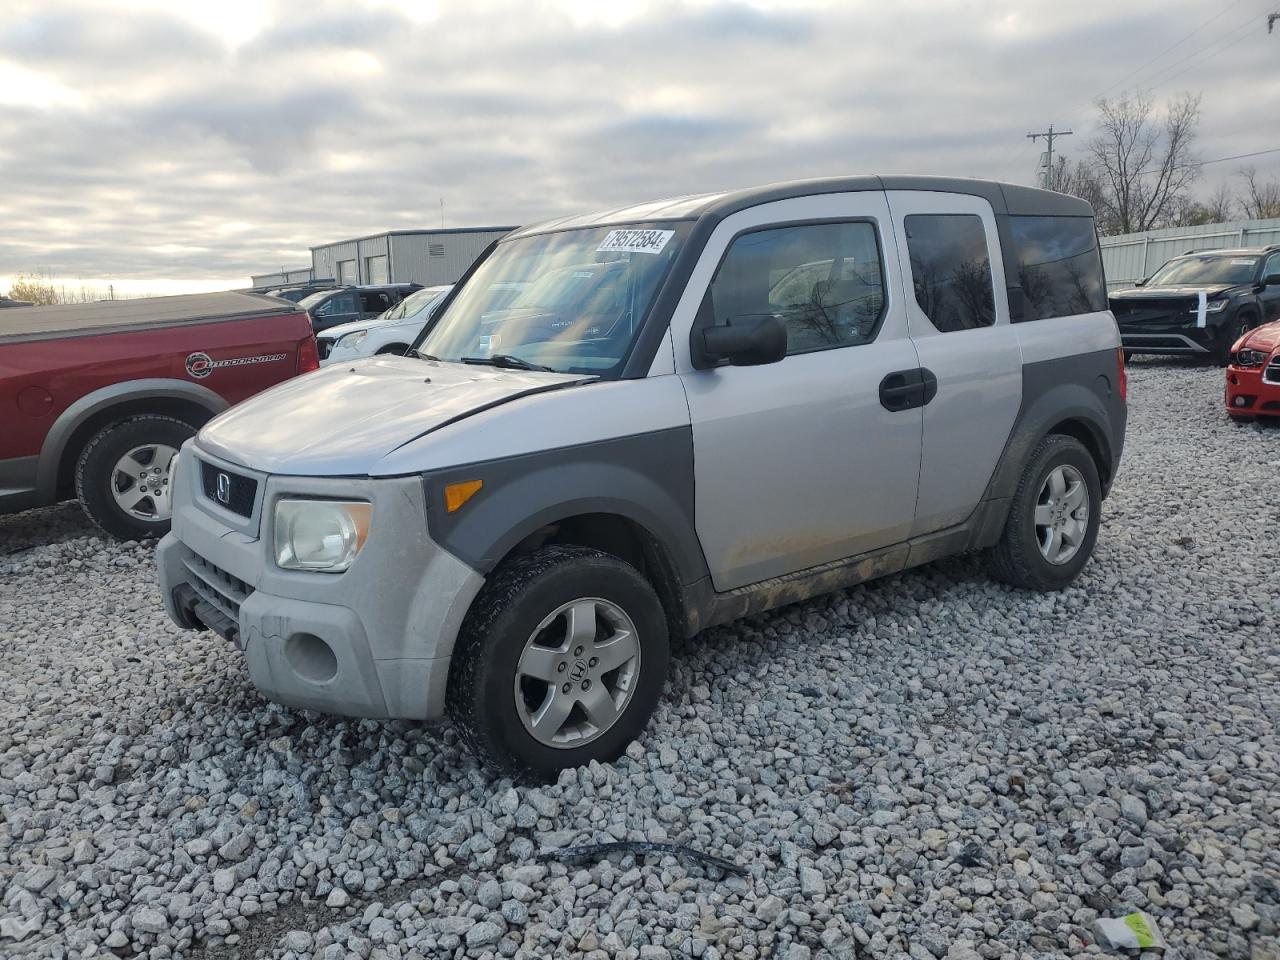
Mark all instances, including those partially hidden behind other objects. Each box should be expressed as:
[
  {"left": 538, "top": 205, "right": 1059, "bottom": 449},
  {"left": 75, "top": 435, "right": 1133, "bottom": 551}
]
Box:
[
  {"left": 447, "top": 545, "right": 669, "bottom": 776},
  {"left": 75, "top": 415, "right": 194, "bottom": 540},
  {"left": 987, "top": 434, "right": 1102, "bottom": 591}
]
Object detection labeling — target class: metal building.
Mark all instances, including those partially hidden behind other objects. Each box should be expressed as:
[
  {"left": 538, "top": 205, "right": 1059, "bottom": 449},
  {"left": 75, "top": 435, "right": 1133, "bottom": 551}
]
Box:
[
  {"left": 250, "top": 266, "right": 316, "bottom": 289},
  {"left": 1100, "top": 217, "right": 1280, "bottom": 288},
  {"left": 309, "top": 226, "right": 516, "bottom": 289}
]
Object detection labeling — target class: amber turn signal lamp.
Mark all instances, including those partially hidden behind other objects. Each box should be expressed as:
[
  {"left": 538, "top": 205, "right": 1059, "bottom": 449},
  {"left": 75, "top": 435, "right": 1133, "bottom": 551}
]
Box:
[{"left": 444, "top": 479, "right": 483, "bottom": 513}]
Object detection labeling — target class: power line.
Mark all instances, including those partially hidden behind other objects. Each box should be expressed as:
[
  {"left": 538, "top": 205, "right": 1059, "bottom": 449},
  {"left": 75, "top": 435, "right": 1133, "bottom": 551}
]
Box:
[{"left": 1138, "top": 8, "right": 1266, "bottom": 92}]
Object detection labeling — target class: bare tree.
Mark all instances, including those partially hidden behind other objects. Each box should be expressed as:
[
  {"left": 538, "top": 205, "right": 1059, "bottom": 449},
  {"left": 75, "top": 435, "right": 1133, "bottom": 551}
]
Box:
[
  {"left": 1238, "top": 166, "right": 1280, "bottom": 220},
  {"left": 1086, "top": 91, "right": 1201, "bottom": 234},
  {"left": 1171, "top": 181, "right": 1236, "bottom": 226}
]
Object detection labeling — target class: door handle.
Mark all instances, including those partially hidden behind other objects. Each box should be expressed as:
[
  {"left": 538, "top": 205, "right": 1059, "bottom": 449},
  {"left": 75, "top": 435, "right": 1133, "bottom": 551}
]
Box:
[
  {"left": 920, "top": 368, "right": 938, "bottom": 405},
  {"left": 879, "top": 369, "right": 925, "bottom": 411}
]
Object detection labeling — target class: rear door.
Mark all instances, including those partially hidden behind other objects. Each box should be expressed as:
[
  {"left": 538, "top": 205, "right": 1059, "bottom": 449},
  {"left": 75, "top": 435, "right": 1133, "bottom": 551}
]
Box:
[
  {"left": 674, "top": 192, "right": 924, "bottom": 591},
  {"left": 885, "top": 191, "right": 1022, "bottom": 537}
]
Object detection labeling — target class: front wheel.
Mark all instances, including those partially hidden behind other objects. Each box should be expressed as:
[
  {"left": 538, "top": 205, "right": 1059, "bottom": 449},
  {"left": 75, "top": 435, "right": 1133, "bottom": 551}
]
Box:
[
  {"left": 987, "top": 434, "right": 1102, "bottom": 591},
  {"left": 75, "top": 415, "right": 194, "bottom": 540},
  {"left": 1214, "top": 316, "right": 1254, "bottom": 366},
  {"left": 447, "top": 545, "right": 669, "bottom": 776}
]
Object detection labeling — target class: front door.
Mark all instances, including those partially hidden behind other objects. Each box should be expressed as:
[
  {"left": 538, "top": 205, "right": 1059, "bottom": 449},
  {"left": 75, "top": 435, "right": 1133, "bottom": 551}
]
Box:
[
  {"left": 674, "top": 193, "right": 924, "bottom": 592},
  {"left": 885, "top": 191, "right": 1023, "bottom": 537},
  {"left": 1259, "top": 251, "right": 1280, "bottom": 324}
]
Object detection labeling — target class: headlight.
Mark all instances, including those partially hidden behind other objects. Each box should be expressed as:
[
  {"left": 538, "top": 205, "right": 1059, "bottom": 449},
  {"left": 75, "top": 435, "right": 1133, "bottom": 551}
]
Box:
[
  {"left": 274, "top": 499, "right": 372, "bottom": 572},
  {"left": 1234, "top": 348, "right": 1269, "bottom": 367},
  {"left": 337, "top": 330, "right": 368, "bottom": 349},
  {"left": 1191, "top": 299, "right": 1230, "bottom": 314}
]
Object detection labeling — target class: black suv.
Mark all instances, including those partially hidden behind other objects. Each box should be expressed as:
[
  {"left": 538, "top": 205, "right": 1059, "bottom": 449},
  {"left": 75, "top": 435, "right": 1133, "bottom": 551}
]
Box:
[
  {"left": 1110, "top": 246, "right": 1280, "bottom": 364},
  {"left": 299, "top": 284, "right": 423, "bottom": 334}
]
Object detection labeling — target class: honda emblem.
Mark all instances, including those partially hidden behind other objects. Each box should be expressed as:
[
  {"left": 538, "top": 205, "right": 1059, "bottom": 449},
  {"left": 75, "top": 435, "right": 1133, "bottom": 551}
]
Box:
[{"left": 216, "top": 472, "right": 231, "bottom": 505}]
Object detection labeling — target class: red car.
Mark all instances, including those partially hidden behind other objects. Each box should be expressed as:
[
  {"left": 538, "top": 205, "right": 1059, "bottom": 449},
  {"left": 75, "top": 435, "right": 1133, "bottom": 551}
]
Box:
[
  {"left": 1, "top": 291, "right": 317, "bottom": 539},
  {"left": 1225, "top": 319, "right": 1280, "bottom": 419}
]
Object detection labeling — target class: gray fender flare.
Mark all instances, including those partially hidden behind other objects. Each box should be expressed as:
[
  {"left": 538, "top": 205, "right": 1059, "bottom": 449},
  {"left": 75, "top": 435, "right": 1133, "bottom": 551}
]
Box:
[
  {"left": 984, "top": 378, "right": 1118, "bottom": 504},
  {"left": 36, "top": 379, "right": 227, "bottom": 501}
]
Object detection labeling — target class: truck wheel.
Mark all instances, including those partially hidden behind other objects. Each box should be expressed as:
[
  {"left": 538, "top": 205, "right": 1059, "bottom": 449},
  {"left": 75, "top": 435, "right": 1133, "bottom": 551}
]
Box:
[
  {"left": 447, "top": 545, "right": 669, "bottom": 776},
  {"left": 986, "top": 434, "right": 1102, "bottom": 591},
  {"left": 76, "top": 415, "right": 195, "bottom": 541}
]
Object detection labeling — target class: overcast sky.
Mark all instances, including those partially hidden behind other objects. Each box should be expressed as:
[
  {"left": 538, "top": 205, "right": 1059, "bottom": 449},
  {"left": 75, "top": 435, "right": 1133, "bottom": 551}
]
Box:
[{"left": 2, "top": 0, "right": 1278, "bottom": 294}]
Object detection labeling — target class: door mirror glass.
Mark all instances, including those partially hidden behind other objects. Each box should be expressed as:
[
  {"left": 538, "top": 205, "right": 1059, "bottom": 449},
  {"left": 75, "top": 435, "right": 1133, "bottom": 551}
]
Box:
[
  {"left": 1263, "top": 273, "right": 1280, "bottom": 286},
  {"left": 700, "top": 313, "right": 787, "bottom": 367}
]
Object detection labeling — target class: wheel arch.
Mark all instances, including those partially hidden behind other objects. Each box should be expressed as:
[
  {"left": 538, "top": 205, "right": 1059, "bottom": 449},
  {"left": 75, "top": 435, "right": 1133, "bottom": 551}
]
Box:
[{"left": 37, "top": 379, "right": 227, "bottom": 502}]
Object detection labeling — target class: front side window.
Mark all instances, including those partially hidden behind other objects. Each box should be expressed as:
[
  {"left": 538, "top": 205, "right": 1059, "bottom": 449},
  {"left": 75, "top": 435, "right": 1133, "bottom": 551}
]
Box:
[
  {"left": 361, "top": 291, "right": 392, "bottom": 313},
  {"left": 1263, "top": 253, "right": 1280, "bottom": 280},
  {"left": 709, "top": 221, "right": 886, "bottom": 355},
  {"left": 309, "top": 292, "right": 356, "bottom": 317},
  {"left": 904, "top": 214, "right": 995, "bottom": 332},
  {"left": 1011, "top": 215, "right": 1107, "bottom": 320},
  {"left": 420, "top": 222, "right": 690, "bottom": 375},
  {"left": 1147, "top": 255, "right": 1259, "bottom": 287}
]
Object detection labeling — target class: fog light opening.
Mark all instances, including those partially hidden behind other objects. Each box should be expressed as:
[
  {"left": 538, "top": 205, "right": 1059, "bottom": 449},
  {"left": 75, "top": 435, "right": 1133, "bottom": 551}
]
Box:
[
  {"left": 1234, "top": 395, "right": 1247, "bottom": 407},
  {"left": 285, "top": 633, "right": 338, "bottom": 683}
]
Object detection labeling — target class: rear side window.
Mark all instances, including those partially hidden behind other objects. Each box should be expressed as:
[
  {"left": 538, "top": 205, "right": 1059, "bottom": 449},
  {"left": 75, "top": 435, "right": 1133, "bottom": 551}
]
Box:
[
  {"left": 1011, "top": 216, "right": 1107, "bottom": 320},
  {"left": 711, "top": 221, "right": 887, "bottom": 355},
  {"left": 361, "top": 291, "right": 393, "bottom": 313},
  {"left": 904, "top": 214, "right": 995, "bottom": 332}
]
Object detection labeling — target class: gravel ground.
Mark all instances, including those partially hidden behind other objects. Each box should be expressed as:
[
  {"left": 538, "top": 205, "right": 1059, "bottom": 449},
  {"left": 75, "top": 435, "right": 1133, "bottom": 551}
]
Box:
[{"left": 1, "top": 359, "right": 1277, "bottom": 960}]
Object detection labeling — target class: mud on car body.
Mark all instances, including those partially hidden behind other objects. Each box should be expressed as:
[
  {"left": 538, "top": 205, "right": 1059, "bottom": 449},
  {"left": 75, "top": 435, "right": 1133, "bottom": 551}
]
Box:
[
  {"left": 1110, "top": 246, "right": 1280, "bottom": 365},
  {"left": 158, "top": 176, "right": 1127, "bottom": 774}
]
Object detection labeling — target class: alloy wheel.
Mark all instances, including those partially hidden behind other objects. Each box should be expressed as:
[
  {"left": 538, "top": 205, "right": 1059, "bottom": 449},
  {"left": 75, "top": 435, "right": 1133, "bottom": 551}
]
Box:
[
  {"left": 1034, "top": 463, "right": 1089, "bottom": 565},
  {"left": 110, "top": 443, "right": 179, "bottom": 521}
]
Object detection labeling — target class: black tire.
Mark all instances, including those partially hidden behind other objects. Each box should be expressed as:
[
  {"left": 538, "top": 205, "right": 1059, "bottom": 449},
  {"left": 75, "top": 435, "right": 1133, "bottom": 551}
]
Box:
[
  {"left": 986, "top": 434, "right": 1103, "bottom": 592},
  {"left": 75, "top": 415, "right": 195, "bottom": 541},
  {"left": 375, "top": 343, "right": 410, "bottom": 356},
  {"left": 1214, "top": 315, "right": 1254, "bottom": 367},
  {"left": 447, "top": 545, "right": 669, "bottom": 776}
]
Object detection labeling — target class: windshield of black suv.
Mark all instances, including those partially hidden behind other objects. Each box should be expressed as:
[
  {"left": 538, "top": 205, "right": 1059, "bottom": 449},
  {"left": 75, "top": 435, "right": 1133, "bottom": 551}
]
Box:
[
  {"left": 1146, "top": 254, "right": 1259, "bottom": 287},
  {"left": 418, "top": 222, "right": 692, "bottom": 375}
]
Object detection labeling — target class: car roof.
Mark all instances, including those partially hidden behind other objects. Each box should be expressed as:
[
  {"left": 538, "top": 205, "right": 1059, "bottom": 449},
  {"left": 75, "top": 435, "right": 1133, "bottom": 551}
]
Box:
[
  {"left": 1172, "top": 246, "right": 1280, "bottom": 258},
  {"left": 507, "top": 175, "right": 1093, "bottom": 240}
]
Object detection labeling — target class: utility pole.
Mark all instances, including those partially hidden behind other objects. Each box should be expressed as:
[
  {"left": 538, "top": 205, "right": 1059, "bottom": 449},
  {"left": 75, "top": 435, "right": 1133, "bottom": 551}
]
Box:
[{"left": 1026, "top": 124, "right": 1073, "bottom": 188}]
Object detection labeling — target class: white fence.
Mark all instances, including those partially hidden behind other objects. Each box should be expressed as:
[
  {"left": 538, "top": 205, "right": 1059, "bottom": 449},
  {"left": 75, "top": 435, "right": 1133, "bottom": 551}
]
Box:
[{"left": 1100, "top": 218, "right": 1280, "bottom": 288}]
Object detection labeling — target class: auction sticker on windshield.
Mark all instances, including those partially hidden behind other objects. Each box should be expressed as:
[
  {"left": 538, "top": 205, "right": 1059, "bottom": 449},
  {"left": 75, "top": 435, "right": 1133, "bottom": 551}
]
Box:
[{"left": 597, "top": 229, "right": 674, "bottom": 255}]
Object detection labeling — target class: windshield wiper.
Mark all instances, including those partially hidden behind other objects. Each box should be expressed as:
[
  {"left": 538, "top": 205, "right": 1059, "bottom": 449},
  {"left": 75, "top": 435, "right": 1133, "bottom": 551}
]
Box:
[{"left": 459, "top": 354, "right": 553, "bottom": 372}]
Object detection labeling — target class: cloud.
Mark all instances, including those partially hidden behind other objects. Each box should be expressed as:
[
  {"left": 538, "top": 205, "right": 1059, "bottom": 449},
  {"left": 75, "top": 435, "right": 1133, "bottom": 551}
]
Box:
[{"left": 0, "top": 0, "right": 1276, "bottom": 289}]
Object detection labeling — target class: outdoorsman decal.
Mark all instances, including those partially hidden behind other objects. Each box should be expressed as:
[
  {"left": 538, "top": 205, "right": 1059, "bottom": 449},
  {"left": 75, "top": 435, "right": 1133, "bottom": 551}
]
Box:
[{"left": 185, "top": 351, "right": 288, "bottom": 379}]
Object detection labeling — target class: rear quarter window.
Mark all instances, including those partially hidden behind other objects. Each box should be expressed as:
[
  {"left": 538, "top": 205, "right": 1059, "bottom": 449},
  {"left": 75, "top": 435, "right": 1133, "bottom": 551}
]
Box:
[{"left": 1011, "top": 216, "right": 1107, "bottom": 321}]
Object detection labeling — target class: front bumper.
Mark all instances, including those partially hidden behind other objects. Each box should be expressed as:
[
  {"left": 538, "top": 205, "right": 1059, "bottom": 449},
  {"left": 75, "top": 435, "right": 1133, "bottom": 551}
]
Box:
[
  {"left": 1119, "top": 322, "right": 1220, "bottom": 355},
  {"left": 1225, "top": 359, "right": 1280, "bottom": 417},
  {"left": 156, "top": 442, "right": 484, "bottom": 719}
]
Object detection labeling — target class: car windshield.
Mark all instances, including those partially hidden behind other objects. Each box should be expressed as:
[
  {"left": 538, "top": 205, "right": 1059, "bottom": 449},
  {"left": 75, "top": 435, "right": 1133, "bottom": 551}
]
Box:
[
  {"left": 378, "top": 286, "right": 450, "bottom": 322},
  {"left": 1147, "top": 255, "right": 1258, "bottom": 287},
  {"left": 418, "top": 222, "right": 691, "bottom": 375}
]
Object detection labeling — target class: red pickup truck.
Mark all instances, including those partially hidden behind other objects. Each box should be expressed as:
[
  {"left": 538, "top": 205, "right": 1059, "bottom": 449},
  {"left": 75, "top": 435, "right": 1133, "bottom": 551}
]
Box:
[{"left": 1, "top": 291, "right": 317, "bottom": 539}]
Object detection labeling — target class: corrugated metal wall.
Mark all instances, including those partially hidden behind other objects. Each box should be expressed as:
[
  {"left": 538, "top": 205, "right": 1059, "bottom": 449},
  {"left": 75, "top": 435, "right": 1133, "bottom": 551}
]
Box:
[
  {"left": 390, "top": 230, "right": 511, "bottom": 286},
  {"left": 311, "top": 240, "right": 357, "bottom": 284},
  {"left": 250, "top": 267, "right": 313, "bottom": 288},
  {"left": 1101, "top": 218, "right": 1280, "bottom": 289},
  {"left": 307, "top": 229, "right": 512, "bottom": 287}
]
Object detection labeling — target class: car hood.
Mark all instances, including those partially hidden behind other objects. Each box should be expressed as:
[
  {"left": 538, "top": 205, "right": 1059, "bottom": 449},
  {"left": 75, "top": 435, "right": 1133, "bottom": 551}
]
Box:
[
  {"left": 1240, "top": 319, "right": 1280, "bottom": 354},
  {"left": 318, "top": 313, "right": 419, "bottom": 340},
  {"left": 197, "top": 356, "right": 591, "bottom": 475},
  {"left": 1110, "top": 284, "right": 1240, "bottom": 301}
]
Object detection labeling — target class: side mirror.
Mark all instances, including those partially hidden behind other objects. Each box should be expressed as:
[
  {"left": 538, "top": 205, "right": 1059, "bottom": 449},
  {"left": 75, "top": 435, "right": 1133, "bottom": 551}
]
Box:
[
  {"left": 1263, "top": 273, "right": 1280, "bottom": 287},
  {"left": 699, "top": 313, "right": 788, "bottom": 367},
  {"left": 1133, "top": 277, "right": 1148, "bottom": 287}
]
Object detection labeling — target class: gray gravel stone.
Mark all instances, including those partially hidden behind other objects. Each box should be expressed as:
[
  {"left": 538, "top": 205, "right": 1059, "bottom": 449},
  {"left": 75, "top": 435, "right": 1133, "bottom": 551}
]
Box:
[{"left": 0, "top": 362, "right": 1277, "bottom": 960}]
